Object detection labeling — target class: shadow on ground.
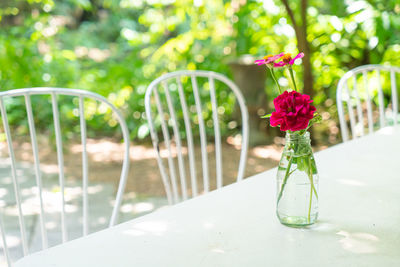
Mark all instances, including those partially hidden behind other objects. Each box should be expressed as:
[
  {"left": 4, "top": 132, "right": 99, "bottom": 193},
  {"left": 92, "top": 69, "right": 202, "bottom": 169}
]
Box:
[{"left": 0, "top": 138, "right": 285, "bottom": 264}]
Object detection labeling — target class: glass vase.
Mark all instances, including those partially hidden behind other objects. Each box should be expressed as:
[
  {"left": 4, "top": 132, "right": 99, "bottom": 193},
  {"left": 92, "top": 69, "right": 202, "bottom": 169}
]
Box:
[{"left": 276, "top": 131, "right": 319, "bottom": 226}]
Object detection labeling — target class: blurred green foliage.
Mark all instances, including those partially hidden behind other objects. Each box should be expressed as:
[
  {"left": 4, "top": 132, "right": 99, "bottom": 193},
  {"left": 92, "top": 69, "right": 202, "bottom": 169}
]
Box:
[{"left": 0, "top": 0, "right": 399, "bottom": 144}]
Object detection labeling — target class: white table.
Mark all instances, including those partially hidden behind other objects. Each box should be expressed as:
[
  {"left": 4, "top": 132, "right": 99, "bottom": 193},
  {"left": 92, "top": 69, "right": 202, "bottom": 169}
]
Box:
[{"left": 15, "top": 127, "right": 400, "bottom": 267}]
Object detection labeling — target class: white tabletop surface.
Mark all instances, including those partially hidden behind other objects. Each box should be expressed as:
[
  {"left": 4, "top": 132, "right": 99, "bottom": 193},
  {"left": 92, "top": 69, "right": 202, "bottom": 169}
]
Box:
[{"left": 15, "top": 127, "right": 400, "bottom": 267}]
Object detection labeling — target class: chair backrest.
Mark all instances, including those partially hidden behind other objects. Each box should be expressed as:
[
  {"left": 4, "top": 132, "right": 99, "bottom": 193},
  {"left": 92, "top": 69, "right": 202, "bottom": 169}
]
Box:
[
  {"left": 0, "top": 87, "right": 130, "bottom": 266},
  {"left": 337, "top": 64, "right": 399, "bottom": 142},
  {"left": 145, "top": 70, "right": 249, "bottom": 205}
]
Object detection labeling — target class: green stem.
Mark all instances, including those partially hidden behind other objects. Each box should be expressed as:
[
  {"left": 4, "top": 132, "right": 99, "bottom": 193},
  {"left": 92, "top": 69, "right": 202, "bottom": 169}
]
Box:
[
  {"left": 277, "top": 153, "right": 293, "bottom": 204},
  {"left": 269, "top": 67, "right": 282, "bottom": 94},
  {"left": 307, "top": 155, "right": 318, "bottom": 223},
  {"left": 308, "top": 179, "right": 312, "bottom": 223},
  {"left": 287, "top": 66, "right": 298, "bottom": 92},
  {"left": 288, "top": 168, "right": 297, "bottom": 176},
  {"left": 307, "top": 156, "right": 318, "bottom": 199}
]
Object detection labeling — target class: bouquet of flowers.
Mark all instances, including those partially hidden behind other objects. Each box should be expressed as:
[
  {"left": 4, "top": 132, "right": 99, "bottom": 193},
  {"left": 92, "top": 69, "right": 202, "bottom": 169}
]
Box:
[{"left": 255, "top": 52, "right": 321, "bottom": 226}]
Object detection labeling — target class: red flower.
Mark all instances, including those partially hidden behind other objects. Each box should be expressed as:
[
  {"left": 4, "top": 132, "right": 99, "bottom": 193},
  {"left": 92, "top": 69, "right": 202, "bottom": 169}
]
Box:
[{"left": 270, "top": 91, "right": 316, "bottom": 131}]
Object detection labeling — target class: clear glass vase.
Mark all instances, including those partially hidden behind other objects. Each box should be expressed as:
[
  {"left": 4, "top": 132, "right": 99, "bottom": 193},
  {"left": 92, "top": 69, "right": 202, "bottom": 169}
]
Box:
[{"left": 276, "top": 131, "right": 319, "bottom": 227}]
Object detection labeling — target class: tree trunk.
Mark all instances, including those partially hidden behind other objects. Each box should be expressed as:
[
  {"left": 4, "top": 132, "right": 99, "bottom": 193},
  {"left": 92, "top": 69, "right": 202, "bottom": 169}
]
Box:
[
  {"left": 281, "top": 0, "right": 314, "bottom": 96},
  {"left": 296, "top": 28, "right": 313, "bottom": 96}
]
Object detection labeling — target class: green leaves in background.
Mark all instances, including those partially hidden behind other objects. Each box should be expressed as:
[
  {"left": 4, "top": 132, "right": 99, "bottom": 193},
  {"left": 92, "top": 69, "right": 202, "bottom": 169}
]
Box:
[{"left": 0, "top": 0, "right": 399, "bottom": 143}]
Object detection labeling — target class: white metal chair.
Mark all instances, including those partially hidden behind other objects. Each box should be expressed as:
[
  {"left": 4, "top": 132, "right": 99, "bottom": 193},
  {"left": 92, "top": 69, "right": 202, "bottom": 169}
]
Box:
[
  {"left": 337, "top": 64, "right": 399, "bottom": 142},
  {"left": 0, "top": 88, "right": 130, "bottom": 266},
  {"left": 145, "top": 70, "right": 249, "bottom": 205}
]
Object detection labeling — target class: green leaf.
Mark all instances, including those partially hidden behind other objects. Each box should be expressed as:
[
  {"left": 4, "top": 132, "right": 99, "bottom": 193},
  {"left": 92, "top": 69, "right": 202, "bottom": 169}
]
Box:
[{"left": 261, "top": 113, "right": 272, "bottom": 118}]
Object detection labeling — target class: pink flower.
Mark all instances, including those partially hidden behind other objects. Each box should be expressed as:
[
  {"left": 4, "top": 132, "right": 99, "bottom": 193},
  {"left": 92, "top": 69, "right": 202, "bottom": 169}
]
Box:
[
  {"left": 270, "top": 91, "right": 316, "bottom": 131},
  {"left": 254, "top": 53, "right": 284, "bottom": 66},
  {"left": 273, "top": 52, "right": 304, "bottom": 67}
]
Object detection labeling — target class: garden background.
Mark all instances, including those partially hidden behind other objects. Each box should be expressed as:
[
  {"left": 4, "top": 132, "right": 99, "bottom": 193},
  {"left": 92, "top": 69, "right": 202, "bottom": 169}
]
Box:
[{"left": 1, "top": 0, "right": 399, "bottom": 141}]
